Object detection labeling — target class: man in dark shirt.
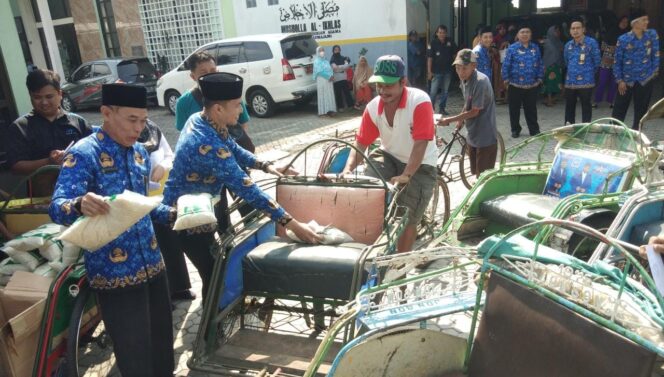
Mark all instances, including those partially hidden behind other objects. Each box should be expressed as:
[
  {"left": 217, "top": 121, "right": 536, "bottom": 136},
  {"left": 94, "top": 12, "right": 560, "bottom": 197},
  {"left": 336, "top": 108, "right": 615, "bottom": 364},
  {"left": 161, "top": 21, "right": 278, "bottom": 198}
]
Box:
[
  {"left": 427, "top": 24, "right": 458, "bottom": 115},
  {"left": 6, "top": 69, "right": 90, "bottom": 195}
]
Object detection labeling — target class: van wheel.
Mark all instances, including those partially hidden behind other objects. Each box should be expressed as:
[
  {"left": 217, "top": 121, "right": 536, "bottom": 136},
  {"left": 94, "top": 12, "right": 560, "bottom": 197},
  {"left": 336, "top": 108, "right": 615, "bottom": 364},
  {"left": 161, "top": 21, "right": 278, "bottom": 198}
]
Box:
[
  {"left": 248, "top": 89, "right": 275, "bottom": 118},
  {"left": 165, "top": 90, "right": 180, "bottom": 115},
  {"left": 62, "top": 95, "right": 75, "bottom": 112}
]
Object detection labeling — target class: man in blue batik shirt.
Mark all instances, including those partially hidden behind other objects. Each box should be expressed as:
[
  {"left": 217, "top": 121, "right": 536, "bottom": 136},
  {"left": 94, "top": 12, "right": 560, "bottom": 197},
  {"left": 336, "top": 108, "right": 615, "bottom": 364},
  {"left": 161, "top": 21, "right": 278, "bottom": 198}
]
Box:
[
  {"left": 472, "top": 26, "right": 494, "bottom": 82},
  {"left": 612, "top": 11, "right": 660, "bottom": 130},
  {"left": 502, "top": 24, "right": 544, "bottom": 138},
  {"left": 163, "top": 72, "right": 321, "bottom": 303},
  {"left": 49, "top": 84, "right": 176, "bottom": 377},
  {"left": 563, "top": 19, "right": 601, "bottom": 125}
]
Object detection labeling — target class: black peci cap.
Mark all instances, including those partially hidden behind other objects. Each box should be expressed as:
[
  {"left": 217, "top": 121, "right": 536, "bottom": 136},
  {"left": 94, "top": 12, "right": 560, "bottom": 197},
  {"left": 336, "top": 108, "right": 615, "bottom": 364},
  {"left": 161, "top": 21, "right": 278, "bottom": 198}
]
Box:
[
  {"left": 198, "top": 72, "right": 243, "bottom": 102},
  {"left": 102, "top": 83, "right": 147, "bottom": 108}
]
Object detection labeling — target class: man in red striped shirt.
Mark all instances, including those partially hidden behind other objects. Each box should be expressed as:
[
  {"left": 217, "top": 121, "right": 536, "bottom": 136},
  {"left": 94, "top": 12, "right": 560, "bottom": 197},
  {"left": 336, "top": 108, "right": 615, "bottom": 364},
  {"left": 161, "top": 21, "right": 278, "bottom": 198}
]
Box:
[{"left": 343, "top": 55, "right": 437, "bottom": 252}]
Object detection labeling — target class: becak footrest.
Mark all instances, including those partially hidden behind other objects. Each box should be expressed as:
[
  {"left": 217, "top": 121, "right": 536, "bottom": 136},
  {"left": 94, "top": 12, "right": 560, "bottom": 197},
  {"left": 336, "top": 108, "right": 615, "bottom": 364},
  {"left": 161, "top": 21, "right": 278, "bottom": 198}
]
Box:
[{"left": 242, "top": 240, "right": 367, "bottom": 300}]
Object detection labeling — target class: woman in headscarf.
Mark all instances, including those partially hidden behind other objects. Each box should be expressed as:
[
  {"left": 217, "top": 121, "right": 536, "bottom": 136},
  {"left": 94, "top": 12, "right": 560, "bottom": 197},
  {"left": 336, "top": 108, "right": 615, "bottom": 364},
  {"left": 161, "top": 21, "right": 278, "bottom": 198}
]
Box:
[
  {"left": 352, "top": 55, "right": 373, "bottom": 110},
  {"left": 542, "top": 25, "right": 564, "bottom": 107},
  {"left": 313, "top": 46, "right": 337, "bottom": 117},
  {"left": 330, "top": 45, "right": 354, "bottom": 111},
  {"left": 593, "top": 15, "right": 629, "bottom": 108}
]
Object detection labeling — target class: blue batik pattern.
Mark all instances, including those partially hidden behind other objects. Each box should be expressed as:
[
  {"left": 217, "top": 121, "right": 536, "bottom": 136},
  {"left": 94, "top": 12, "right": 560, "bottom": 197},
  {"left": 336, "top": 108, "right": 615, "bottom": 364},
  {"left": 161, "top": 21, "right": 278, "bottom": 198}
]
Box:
[
  {"left": 163, "top": 113, "right": 287, "bottom": 221},
  {"left": 501, "top": 41, "right": 544, "bottom": 88},
  {"left": 614, "top": 30, "right": 660, "bottom": 86},
  {"left": 49, "top": 128, "right": 172, "bottom": 290},
  {"left": 564, "top": 36, "right": 601, "bottom": 88},
  {"left": 472, "top": 44, "right": 492, "bottom": 82}
]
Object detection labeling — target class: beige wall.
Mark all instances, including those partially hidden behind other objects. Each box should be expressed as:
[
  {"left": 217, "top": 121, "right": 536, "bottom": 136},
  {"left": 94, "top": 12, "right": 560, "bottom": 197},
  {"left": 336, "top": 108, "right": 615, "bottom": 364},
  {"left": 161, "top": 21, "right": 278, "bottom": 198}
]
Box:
[
  {"left": 71, "top": 0, "right": 147, "bottom": 62},
  {"left": 113, "top": 0, "right": 147, "bottom": 57}
]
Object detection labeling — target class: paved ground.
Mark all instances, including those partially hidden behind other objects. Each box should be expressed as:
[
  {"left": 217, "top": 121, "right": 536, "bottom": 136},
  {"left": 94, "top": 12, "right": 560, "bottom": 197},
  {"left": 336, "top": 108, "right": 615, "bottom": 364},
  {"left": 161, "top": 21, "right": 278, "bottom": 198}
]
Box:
[{"left": 74, "top": 85, "right": 664, "bottom": 376}]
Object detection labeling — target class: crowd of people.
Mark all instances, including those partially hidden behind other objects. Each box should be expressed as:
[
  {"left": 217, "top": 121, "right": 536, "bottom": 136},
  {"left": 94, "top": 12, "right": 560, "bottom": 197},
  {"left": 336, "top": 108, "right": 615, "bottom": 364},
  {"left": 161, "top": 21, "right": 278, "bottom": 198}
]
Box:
[{"left": 0, "top": 8, "right": 659, "bottom": 377}]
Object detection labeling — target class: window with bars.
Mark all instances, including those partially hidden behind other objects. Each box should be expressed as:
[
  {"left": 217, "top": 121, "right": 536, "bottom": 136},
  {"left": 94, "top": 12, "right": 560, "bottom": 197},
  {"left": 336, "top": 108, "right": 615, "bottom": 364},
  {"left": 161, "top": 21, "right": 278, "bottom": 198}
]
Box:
[
  {"left": 96, "top": 0, "right": 121, "bottom": 57},
  {"left": 138, "top": 0, "right": 224, "bottom": 72},
  {"left": 246, "top": 0, "right": 257, "bottom": 8},
  {"left": 268, "top": 0, "right": 279, "bottom": 5}
]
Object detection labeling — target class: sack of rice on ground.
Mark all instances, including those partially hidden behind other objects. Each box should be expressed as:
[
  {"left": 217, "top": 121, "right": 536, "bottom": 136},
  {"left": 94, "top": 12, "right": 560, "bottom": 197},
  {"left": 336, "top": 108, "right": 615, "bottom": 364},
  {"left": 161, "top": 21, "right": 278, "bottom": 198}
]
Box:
[
  {"left": 172, "top": 193, "right": 219, "bottom": 231},
  {"left": 1, "top": 246, "right": 46, "bottom": 270},
  {"left": 0, "top": 258, "right": 30, "bottom": 284},
  {"left": 58, "top": 190, "right": 161, "bottom": 251},
  {"left": 4, "top": 223, "right": 63, "bottom": 252}
]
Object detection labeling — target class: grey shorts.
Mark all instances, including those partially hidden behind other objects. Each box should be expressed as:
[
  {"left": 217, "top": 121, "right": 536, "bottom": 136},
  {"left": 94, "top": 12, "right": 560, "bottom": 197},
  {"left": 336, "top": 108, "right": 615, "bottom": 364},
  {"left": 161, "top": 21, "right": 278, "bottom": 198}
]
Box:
[{"left": 365, "top": 149, "right": 437, "bottom": 225}]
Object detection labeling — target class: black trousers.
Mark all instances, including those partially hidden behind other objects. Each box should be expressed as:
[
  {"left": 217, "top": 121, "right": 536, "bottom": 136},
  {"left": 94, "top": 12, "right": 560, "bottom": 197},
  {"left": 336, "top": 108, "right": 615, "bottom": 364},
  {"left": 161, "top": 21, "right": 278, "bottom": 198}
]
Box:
[
  {"left": 611, "top": 80, "right": 654, "bottom": 130},
  {"left": 176, "top": 230, "right": 216, "bottom": 304},
  {"left": 95, "top": 272, "right": 173, "bottom": 377},
  {"left": 333, "top": 80, "right": 354, "bottom": 109},
  {"left": 154, "top": 222, "right": 191, "bottom": 295},
  {"left": 508, "top": 85, "right": 540, "bottom": 135},
  {"left": 564, "top": 87, "right": 593, "bottom": 124}
]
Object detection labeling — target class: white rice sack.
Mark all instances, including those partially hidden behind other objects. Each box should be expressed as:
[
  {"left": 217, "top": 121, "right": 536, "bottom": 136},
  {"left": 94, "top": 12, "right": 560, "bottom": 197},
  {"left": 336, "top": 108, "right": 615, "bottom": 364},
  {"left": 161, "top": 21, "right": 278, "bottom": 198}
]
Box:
[
  {"left": 0, "top": 258, "right": 30, "bottom": 276},
  {"left": 48, "top": 261, "right": 67, "bottom": 273},
  {"left": 4, "top": 223, "right": 63, "bottom": 252},
  {"left": 33, "top": 263, "right": 57, "bottom": 279},
  {"left": 286, "top": 220, "right": 354, "bottom": 245},
  {"left": 61, "top": 241, "right": 82, "bottom": 266},
  {"left": 39, "top": 242, "right": 62, "bottom": 262},
  {"left": 172, "top": 194, "right": 218, "bottom": 231},
  {"left": 2, "top": 246, "right": 46, "bottom": 271},
  {"left": 58, "top": 190, "right": 161, "bottom": 251}
]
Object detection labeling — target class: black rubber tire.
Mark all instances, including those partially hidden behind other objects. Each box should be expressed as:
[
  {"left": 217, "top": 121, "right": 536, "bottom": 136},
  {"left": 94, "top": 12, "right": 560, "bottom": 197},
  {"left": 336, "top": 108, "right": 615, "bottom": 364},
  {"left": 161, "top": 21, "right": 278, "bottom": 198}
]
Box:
[
  {"left": 66, "top": 285, "right": 91, "bottom": 377},
  {"left": 420, "top": 178, "right": 451, "bottom": 237},
  {"left": 459, "top": 130, "right": 505, "bottom": 189},
  {"left": 248, "top": 89, "right": 275, "bottom": 118},
  {"left": 165, "top": 90, "right": 180, "bottom": 115},
  {"left": 567, "top": 214, "right": 615, "bottom": 261},
  {"left": 62, "top": 95, "right": 76, "bottom": 112}
]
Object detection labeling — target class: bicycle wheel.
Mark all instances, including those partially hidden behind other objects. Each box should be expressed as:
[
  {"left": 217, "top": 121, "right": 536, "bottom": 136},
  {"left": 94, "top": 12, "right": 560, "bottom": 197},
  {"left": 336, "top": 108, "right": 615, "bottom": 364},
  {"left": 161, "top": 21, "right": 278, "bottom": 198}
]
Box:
[
  {"left": 459, "top": 130, "right": 505, "bottom": 189},
  {"left": 65, "top": 284, "right": 116, "bottom": 377},
  {"left": 420, "top": 178, "right": 451, "bottom": 237}
]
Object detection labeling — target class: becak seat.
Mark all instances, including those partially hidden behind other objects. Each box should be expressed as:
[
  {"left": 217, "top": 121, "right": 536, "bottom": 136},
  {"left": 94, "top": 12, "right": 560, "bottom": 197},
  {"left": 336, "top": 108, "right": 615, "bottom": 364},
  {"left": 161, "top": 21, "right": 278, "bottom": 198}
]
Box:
[
  {"left": 480, "top": 147, "right": 634, "bottom": 229},
  {"left": 242, "top": 176, "right": 389, "bottom": 300}
]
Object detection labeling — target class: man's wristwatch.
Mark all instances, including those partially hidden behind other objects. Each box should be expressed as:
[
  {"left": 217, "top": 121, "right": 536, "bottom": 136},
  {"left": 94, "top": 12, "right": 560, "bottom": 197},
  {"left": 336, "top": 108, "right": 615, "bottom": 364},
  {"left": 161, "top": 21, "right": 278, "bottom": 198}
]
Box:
[{"left": 73, "top": 196, "right": 83, "bottom": 214}]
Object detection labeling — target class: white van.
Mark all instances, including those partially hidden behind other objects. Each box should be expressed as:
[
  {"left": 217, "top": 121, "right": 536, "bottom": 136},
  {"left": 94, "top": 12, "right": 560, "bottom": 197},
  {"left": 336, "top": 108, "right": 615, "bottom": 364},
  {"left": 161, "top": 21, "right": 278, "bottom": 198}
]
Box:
[{"left": 156, "top": 32, "right": 318, "bottom": 118}]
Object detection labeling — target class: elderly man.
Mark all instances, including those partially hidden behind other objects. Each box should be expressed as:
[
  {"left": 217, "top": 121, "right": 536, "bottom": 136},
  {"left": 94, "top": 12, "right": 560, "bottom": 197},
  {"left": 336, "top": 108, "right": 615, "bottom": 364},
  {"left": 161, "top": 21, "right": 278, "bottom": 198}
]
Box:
[
  {"left": 163, "top": 72, "right": 321, "bottom": 303},
  {"left": 342, "top": 55, "right": 437, "bottom": 252},
  {"left": 49, "top": 84, "right": 175, "bottom": 377},
  {"left": 439, "top": 49, "right": 498, "bottom": 178},
  {"left": 6, "top": 69, "right": 90, "bottom": 195},
  {"left": 612, "top": 11, "right": 660, "bottom": 130}
]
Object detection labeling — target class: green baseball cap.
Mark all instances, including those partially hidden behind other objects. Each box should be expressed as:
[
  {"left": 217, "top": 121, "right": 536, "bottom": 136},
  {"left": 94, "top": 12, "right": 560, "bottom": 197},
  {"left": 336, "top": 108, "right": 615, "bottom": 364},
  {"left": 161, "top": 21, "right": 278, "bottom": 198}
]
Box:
[{"left": 368, "top": 55, "right": 405, "bottom": 84}]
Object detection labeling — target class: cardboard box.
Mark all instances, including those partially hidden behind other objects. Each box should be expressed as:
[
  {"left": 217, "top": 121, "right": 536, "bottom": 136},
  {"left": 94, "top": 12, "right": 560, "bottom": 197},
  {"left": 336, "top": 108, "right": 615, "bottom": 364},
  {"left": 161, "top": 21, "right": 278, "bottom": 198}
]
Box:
[{"left": 0, "top": 271, "right": 52, "bottom": 377}]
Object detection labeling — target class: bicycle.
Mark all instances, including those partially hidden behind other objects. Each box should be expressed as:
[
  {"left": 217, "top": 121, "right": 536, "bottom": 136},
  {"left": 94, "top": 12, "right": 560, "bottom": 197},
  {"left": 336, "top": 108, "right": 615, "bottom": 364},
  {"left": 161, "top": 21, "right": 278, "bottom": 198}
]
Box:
[{"left": 420, "top": 127, "right": 505, "bottom": 236}]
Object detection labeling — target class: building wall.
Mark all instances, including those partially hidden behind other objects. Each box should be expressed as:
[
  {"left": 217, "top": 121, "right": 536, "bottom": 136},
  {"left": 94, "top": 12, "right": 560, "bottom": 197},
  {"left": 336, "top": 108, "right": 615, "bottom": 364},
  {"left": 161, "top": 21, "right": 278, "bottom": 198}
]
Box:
[
  {"left": 231, "top": 0, "right": 412, "bottom": 70},
  {"left": 71, "top": 0, "right": 104, "bottom": 62},
  {"left": 0, "top": 0, "right": 30, "bottom": 115},
  {"left": 72, "top": 0, "right": 147, "bottom": 63},
  {"left": 113, "top": 0, "right": 147, "bottom": 57}
]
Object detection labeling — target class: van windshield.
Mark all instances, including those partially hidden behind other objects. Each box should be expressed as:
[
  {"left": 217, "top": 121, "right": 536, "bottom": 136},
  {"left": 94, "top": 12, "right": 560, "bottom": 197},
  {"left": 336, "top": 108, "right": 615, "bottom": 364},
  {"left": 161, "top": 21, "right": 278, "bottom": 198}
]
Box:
[
  {"left": 118, "top": 60, "right": 157, "bottom": 83},
  {"left": 281, "top": 35, "right": 318, "bottom": 60}
]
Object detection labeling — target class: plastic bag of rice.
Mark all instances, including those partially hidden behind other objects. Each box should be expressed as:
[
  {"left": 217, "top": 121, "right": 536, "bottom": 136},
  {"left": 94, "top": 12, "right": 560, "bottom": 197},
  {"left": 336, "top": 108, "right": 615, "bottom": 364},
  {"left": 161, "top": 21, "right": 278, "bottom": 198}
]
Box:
[
  {"left": 39, "top": 239, "right": 81, "bottom": 264},
  {"left": 33, "top": 263, "right": 57, "bottom": 279},
  {"left": 4, "top": 223, "right": 63, "bottom": 252},
  {"left": 172, "top": 193, "right": 219, "bottom": 231},
  {"left": 1, "top": 246, "right": 46, "bottom": 270},
  {"left": 0, "top": 258, "right": 30, "bottom": 276},
  {"left": 286, "top": 220, "right": 354, "bottom": 245},
  {"left": 58, "top": 190, "right": 161, "bottom": 251},
  {"left": 48, "top": 261, "right": 66, "bottom": 273}
]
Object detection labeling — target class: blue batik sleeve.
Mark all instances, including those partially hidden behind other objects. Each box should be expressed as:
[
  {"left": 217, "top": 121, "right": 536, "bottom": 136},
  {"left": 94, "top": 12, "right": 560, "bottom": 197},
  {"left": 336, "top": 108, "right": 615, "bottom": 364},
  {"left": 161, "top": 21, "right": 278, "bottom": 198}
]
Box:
[
  {"left": 501, "top": 47, "right": 512, "bottom": 83},
  {"left": 49, "top": 150, "right": 93, "bottom": 226},
  {"left": 614, "top": 39, "right": 624, "bottom": 82},
  {"left": 591, "top": 40, "right": 601, "bottom": 73}
]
